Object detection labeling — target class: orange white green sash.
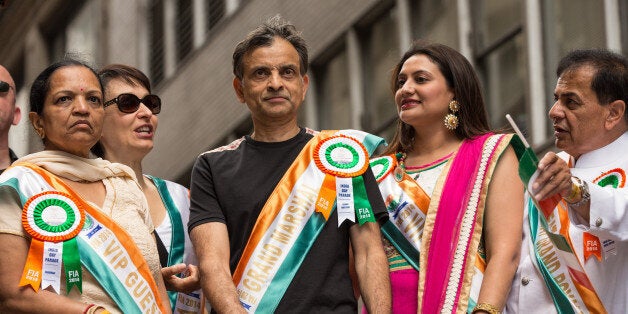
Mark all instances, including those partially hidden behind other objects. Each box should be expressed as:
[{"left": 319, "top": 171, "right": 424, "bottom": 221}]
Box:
[
  {"left": 418, "top": 133, "right": 514, "bottom": 313},
  {"left": 2, "top": 163, "right": 167, "bottom": 314},
  {"left": 369, "top": 155, "right": 429, "bottom": 271},
  {"left": 232, "top": 130, "right": 385, "bottom": 313},
  {"left": 512, "top": 136, "right": 607, "bottom": 313},
  {"left": 149, "top": 176, "right": 203, "bottom": 313}
]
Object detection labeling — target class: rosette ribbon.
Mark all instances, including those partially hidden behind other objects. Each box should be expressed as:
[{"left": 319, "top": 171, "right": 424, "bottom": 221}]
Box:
[
  {"left": 313, "top": 135, "right": 375, "bottom": 226},
  {"left": 20, "top": 191, "right": 84, "bottom": 294}
]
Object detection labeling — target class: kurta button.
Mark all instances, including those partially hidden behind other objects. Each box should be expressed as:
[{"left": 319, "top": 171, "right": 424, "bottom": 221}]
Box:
[
  {"left": 595, "top": 218, "right": 603, "bottom": 227},
  {"left": 521, "top": 277, "right": 530, "bottom": 286}
]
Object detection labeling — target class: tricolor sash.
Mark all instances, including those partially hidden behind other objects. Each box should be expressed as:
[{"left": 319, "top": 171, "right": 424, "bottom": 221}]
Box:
[
  {"left": 2, "top": 163, "right": 168, "bottom": 314},
  {"left": 149, "top": 176, "right": 203, "bottom": 313},
  {"left": 369, "top": 155, "right": 429, "bottom": 271},
  {"left": 233, "top": 130, "right": 385, "bottom": 313},
  {"left": 418, "top": 133, "right": 514, "bottom": 313},
  {"left": 513, "top": 136, "right": 607, "bottom": 313}
]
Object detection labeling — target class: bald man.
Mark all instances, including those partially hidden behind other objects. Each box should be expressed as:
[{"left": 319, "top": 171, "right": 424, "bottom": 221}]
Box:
[{"left": 0, "top": 65, "right": 21, "bottom": 174}]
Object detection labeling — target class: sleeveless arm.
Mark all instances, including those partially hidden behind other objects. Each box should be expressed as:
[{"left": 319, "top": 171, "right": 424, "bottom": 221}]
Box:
[{"left": 479, "top": 147, "right": 524, "bottom": 310}]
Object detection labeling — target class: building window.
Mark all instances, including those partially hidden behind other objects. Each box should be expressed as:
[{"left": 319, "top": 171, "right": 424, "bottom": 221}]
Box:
[
  {"left": 410, "top": 0, "right": 458, "bottom": 48},
  {"left": 541, "top": 0, "right": 606, "bottom": 103},
  {"left": 313, "top": 48, "right": 352, "bottom": 130},
  {"left": 207, "top": 0, "right": 226, "bottom": 31},
  {"left": 149, "top": 0, "right": 165, "bottom": 84},
  {"left": 620, "top": 0, "right": 628, "bottom": 54},
  {"left": 472, "top": 0, "right": 526, "bottom": 134},
  {"left": 48, "top": 1, "right": 100, "bottom": 65},
  {"left": 176, "top": 0, "right": 193, "bottom": 62},
  {"left": 358, "top": 8, "right": 399, "bottom": 140}
]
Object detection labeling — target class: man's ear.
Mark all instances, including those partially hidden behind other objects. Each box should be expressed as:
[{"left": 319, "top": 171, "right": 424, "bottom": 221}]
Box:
[
  {"left": 605, "top": 99, "right": 626, "bottom": 130},
  {"left": 233, "top": 77, "right": 245, "bottom": 103},
  {"left": 29, "top": 111, "right": 44, "bottom": 139},
  {"left": 301, "top": 74, "right": 310, "bottom": 100},
  {"left": 12, "top": 106, "right": 21, "bottom": 125}
]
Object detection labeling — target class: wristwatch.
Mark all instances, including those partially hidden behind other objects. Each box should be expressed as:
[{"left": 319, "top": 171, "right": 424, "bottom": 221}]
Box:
[{"left": 567, "top": 176, "right": 590, "bottom": 206}]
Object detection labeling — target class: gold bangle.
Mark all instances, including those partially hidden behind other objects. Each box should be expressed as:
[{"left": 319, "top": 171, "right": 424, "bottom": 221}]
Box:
[{"left": 472, "top": 302, "right": 501, "bottom": 314}]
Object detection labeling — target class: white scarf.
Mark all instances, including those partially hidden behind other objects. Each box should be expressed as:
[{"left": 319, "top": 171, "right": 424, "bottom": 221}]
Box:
[{"left": 16, "top": 150, "right": 137, "bottom": 183}]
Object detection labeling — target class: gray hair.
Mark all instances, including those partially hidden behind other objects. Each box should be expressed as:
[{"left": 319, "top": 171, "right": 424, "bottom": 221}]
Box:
[{"left": 232, "top": 15, "right": 308, "bottom": 80}]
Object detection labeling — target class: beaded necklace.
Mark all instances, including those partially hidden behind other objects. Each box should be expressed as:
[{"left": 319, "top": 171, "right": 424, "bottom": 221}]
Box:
[{"left": 394, "top": 151, "right": 453, "bottom": 182}]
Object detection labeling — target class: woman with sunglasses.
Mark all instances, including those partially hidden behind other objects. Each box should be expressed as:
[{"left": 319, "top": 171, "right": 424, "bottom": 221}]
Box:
[
  {"left": 0, "top": 59, "right": 171, "bottom": 313},
  {"left": 94, "top": 64, "right": 203, "bottom": 313}
]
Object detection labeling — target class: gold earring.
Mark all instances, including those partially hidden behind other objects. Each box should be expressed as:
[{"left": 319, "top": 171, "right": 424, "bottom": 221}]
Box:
[{"left": 444, "top": 100, "right": 459, "bottom": 130}]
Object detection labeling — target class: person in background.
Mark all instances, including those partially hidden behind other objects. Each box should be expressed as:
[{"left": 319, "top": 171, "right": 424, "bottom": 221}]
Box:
[
  {"left": 0, "top": 65, "right": 21, "bottom": 174},
  {"left": 368, "top": 41, "right": 523, "bottom": 313},
  {"left": 505, "top": 48, "right": 628, "bottom": 313},
  {"left": 188, "top": 16, "right": 391, "bottom": 313},
  {"left": 0, "top": 59, "right": 171, "bottom": 313},
  {"left": 94, "top": 63, "right": 203, "bottom": 313}
]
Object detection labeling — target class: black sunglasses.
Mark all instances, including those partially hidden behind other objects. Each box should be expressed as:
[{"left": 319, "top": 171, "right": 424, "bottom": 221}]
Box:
[
  {"left": 0, "top": 80, "right": 12, "bottom": 93},
  {"left": 104, "top": 93, "right": 161, "bottom": 114}
]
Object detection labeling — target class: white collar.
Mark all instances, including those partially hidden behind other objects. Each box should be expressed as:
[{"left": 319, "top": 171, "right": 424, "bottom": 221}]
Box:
[{"left": 573, "top": 131, "right": 628, "bottom": 168}]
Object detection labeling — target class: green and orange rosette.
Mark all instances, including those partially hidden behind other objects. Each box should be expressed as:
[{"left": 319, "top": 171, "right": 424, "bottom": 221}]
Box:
[
  {"left": 313, "top": 135, "right": 375, "bottom": 225},
  {"left": 20, "top": 191, "right": 84, "bottom": 294}
]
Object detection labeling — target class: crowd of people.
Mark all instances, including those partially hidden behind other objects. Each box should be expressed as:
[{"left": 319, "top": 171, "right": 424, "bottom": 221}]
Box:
[{"left": 0, "top": 15, "right": 626, "bottom": 314}]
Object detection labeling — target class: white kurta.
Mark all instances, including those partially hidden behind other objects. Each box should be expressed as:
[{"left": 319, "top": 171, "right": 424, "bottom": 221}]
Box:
[{"left": 506, "top": 132, "right": 628, "bottom": 314}]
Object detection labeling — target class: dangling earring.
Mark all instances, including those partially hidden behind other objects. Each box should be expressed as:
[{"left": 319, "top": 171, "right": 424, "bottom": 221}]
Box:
[{"left": 444, "top": 100, "right": 460, "bottom": 130}]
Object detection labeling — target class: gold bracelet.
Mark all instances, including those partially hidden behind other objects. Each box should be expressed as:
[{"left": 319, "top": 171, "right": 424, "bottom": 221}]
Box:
[{"left": 472, "top": 302, "right": 501, "bottom": 314}]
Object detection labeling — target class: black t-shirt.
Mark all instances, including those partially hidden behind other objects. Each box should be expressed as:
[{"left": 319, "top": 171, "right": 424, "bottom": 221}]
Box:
[{"left": 188, "top": 128, "right": 387, "bottom": 313}]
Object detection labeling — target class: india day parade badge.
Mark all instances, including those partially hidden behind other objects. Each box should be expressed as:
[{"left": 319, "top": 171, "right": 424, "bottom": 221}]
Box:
[
  {"left": 20, "top": 191, "right": 84, "bottom": 294},
  {"left": 313, "top": 134, "right": 376, "bottom": 226}
]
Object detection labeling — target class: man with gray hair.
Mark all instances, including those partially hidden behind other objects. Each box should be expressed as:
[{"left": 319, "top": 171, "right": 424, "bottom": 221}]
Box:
[
  {"left": 188, "top": 16, "right": 391, "bottom": 313},
  {"left": 506, "top": 49, "right": 628, "bottom": 313},
  {"left": 0, "top": 65, "right": 21, "bottom": 174}
]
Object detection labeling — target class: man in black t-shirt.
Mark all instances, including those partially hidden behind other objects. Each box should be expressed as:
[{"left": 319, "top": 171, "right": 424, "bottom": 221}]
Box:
[
  {"left": 0, "top": 65, "right": 21, "bottom": 175},
  {"left": 188, "top": 16, "right": 391, "bottom": 313}
]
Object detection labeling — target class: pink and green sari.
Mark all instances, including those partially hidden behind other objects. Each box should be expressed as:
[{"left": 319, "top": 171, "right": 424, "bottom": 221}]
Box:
[{"left": 370, "top": 133, "right": 515, "bottom": 313}]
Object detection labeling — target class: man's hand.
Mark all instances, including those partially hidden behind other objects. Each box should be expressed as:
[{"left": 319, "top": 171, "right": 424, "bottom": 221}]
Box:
[{"left": 532, "top": 152, "right": 572, "bottom": 201}]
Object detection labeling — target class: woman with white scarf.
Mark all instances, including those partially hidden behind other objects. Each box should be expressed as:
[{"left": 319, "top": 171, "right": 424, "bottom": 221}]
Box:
[{"left": 0, "top": 60, "right": 171, "bottom": 314}]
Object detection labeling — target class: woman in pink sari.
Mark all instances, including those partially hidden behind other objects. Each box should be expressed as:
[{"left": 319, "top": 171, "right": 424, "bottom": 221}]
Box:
[{"left": 368, "top": 41, "right": 523, "bottom": 313}]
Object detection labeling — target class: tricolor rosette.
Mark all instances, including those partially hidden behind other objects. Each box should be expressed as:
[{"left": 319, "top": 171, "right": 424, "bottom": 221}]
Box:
[
  {"left": 22, "top": 191, "right": 85, "bottom": 242},
  {"left": 313, "top": 135, "right": 375, "bottom": 225},
  {"left": 314, "top": 135, "right": 369, "bottom": 177},
  {"left": 20, "top": 191, "right": 84, "bottom": 294}
]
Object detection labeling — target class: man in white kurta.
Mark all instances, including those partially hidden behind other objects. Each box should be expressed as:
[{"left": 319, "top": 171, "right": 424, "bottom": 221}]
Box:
[{"left": 506, "top": 49, "right": 628, "bottom": 313}]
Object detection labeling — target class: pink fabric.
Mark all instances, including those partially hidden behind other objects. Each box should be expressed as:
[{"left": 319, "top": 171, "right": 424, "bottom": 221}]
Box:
[
  {"left": 363, "top": 269, "right": 418, "bottom": 314},
  {"left": 421, "top": 134, "right": 490, "bottom": 313}
]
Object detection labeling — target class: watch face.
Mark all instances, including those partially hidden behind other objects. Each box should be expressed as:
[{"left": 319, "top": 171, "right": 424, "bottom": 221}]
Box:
[
  {"left": 569, "top": 176, "right": 590, "bottom": 206},
  {"left": 581, "top": 179, "right": 590, "bottom": 198}
]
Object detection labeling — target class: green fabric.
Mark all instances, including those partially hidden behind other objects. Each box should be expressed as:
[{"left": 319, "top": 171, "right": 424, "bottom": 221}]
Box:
[
  {"left": 78, "top": 235, "right": 143, "bottom": 314},
  {"left": 63, "top": 237, "right": 82, "bottom": 293},
  {"left": 255, "top": 212, "right": 327, "bottom": 313},
  {"left": 381, "top": 220, "right": 419, "bottom": 271},
  {"left": 148, "top": 176, "right": 186, "bottom": 310},
  {"left": 353, "top": 176, "right": 375, "bottom": 224},
  {"left": 529, "top": 196, "right": 576, "bottom": 313}
]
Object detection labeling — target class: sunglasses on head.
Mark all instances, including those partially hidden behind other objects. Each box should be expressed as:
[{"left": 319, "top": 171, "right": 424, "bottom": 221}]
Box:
[
  {"left": 0, "top": 80, "right": 12, "bottom": 93},
  {"left": 104, "top": 93, "right": 161, "bottom": 114}
]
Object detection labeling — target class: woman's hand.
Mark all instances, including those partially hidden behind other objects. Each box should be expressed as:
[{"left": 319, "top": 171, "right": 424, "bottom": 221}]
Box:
[{"left": 161, "top": 263, "right": 201, "bottom": 294}]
